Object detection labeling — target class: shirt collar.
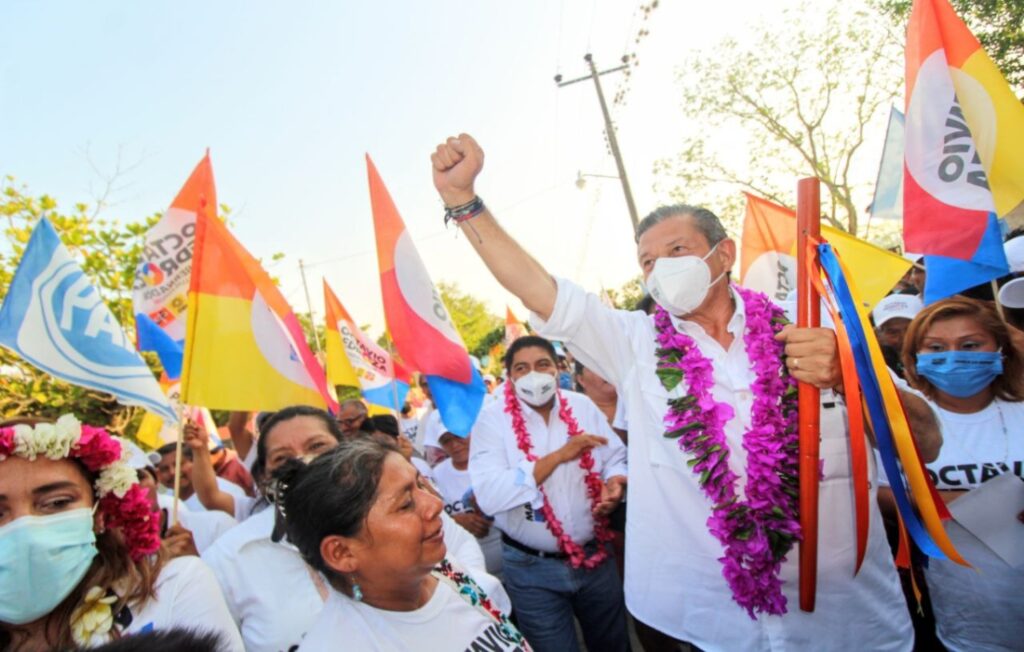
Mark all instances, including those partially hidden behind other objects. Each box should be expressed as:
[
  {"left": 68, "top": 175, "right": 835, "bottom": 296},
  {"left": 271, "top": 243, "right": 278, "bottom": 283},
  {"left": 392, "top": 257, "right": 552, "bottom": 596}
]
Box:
[{"left": 669, "top": 285, "right": 745, "bottom": 339}]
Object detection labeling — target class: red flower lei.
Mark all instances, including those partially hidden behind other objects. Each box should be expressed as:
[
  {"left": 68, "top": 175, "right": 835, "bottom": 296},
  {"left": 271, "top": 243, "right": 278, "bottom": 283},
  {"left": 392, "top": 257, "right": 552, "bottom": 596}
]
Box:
[{"left": 503, "top": 381, "right": 614, "bottom": 569}]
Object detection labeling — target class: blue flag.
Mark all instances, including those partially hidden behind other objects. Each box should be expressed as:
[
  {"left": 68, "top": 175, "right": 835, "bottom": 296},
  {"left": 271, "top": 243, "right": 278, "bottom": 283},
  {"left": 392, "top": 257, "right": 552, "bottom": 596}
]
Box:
[
  {"left": 134, "top": 312, "right": 184, "bottom": 380},
  {"left": 868, "top": 107, "right": 905, "bottom": 221},
  {"left": 0, "top": 218, "right": 177, "bottom": 422}
]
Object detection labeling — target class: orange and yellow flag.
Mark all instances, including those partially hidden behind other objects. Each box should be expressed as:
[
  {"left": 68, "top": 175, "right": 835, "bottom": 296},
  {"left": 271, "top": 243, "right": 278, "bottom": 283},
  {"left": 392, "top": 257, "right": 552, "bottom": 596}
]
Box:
[
  {"left": 181, "top": 213, "right": 337, "bottom": 412},
  {"left": 739, "top": 194, "right": 911, "bottom": 309},
  {"left": 504, "top": 307, "right": 528, "bottom": 347}
]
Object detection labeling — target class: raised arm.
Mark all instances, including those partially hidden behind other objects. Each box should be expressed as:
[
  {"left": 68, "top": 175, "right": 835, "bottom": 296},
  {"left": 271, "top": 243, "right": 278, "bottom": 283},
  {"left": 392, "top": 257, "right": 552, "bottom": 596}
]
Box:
[
  {"left": 183, "top": 421, "right": 237, "bottom": 518},
  {"left": 431, "top": 134, "right": 557, "bottom": 320},
  {"left": 225, "top": 411, "right": 255, "bottom": 463}
]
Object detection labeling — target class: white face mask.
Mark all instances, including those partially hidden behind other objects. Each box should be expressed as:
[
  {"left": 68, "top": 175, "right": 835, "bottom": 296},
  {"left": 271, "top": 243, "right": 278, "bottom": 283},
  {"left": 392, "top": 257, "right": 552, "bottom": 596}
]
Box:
[
  {"left": 514, "top": 371, "right": 558, "bottom": 407},
  {"left": 644, "top": 243, "right": 726, "bottom": 316}
]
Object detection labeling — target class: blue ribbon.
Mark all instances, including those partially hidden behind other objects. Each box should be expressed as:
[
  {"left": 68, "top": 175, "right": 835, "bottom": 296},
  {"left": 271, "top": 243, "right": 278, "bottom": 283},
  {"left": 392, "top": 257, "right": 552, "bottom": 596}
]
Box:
[{"left": 818, "top": 244, "right": 945, "bottom": 559}]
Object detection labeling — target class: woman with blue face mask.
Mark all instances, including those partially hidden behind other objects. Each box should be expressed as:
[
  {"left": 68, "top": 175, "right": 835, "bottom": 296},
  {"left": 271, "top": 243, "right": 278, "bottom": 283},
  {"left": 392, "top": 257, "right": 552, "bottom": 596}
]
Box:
[
  {"left": 0, "top": 415, "right": 242, "bottom": 651},
  {"left": 900, "top": 297, "right": 1024, "bottom": 652}
]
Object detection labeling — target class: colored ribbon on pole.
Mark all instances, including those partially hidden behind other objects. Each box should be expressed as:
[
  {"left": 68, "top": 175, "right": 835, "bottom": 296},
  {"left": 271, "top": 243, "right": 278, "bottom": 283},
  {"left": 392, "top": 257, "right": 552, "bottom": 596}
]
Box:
[
  {"left": 817, "top": 244, "right": 967, "bottom": 566},
  {"left": 795, "top": 178, "right": 821, "bottom": 612},
  {"left": 801, "top": 246, "right": 870, "bottom": 575}
]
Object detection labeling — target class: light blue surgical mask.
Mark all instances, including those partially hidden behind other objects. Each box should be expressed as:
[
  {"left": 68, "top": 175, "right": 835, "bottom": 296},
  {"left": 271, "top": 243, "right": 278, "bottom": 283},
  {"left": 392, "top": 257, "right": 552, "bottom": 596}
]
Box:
[
  {"left": 0, "top": 508, "right": 98, "bottom": 625},
  {"left": 915, "top": 350, "right": 1004, "bottom": 398}
]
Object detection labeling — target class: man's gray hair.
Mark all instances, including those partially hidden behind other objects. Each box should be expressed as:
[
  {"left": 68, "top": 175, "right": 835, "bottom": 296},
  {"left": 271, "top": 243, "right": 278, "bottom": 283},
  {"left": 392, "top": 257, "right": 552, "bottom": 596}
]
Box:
[{"left": 634, "top": 204, "right": 727, "bottom": 246}]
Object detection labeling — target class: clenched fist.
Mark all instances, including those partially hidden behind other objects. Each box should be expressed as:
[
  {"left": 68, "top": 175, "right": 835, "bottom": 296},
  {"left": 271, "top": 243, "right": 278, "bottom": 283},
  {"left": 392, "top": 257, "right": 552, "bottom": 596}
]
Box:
[{"left": 431, "top": 134, "right": 484, "bottom": 207}]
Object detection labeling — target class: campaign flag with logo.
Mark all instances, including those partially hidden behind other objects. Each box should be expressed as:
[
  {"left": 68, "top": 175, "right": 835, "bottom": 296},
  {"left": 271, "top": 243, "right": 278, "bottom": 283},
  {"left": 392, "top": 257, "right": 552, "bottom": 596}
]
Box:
[
  {"left": 904, "top": 0, "right": 1023, "bottom": 302},
  {"left": 868, "top": 107, "right": 906, "bottom": 221},
  {"left": 323, "top": 279, "right": 410, "bottom": 411},
  {"left": 739, "top": 194, "right": 911, "bottom": 308},
  {"left": 367, "top": 155, "right": 485, "bottom": 437},
  {"left": 180, "top": 206, "right": 338, "bottom": 412},
  {"left": 0, "top": 218, "right": 176, "bottom": 421},
  {"left": 504, "top": 306, "right": 528, "bottom": 347},
  {"left": 132, "top": 152, "right": 215, "bottom": 375}
]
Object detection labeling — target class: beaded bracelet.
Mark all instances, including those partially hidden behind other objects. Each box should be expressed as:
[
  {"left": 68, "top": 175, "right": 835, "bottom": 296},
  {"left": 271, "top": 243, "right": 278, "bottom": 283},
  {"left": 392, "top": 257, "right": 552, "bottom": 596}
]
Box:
[{"left": 443, "top": 196, "right": 486, "bottom": 227}]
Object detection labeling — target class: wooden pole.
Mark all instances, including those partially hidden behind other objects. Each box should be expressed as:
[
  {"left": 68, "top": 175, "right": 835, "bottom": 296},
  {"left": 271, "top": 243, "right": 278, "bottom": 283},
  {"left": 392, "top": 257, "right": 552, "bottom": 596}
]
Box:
[
  {"left": 796, "top": 177, "right": 822, "bottom": 612},
  {"left": 170, "top": 403, "right": 186, "bottom": 527}
]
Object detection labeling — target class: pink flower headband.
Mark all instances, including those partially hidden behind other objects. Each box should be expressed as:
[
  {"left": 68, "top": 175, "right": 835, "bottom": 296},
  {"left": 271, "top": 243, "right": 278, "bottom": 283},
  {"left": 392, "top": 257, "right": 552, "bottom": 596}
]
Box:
[{"left": 0, "top": 415, "right": 160, "bottom": 561}]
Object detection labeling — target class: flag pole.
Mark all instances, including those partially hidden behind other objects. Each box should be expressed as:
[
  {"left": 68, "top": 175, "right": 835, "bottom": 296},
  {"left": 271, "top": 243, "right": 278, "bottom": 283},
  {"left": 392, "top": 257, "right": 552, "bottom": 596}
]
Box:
[
  {"left": 385, "top": 335, "right": 403, "bottom": 418},
  {"left": 299, "top": 259, "right": 323, "bottom": 355},
  {"left": 171, "top": 403, "right": 186, "bottom": 527},
  {"left": 796, "top": 177, "right": 822, "bottom": 612}
]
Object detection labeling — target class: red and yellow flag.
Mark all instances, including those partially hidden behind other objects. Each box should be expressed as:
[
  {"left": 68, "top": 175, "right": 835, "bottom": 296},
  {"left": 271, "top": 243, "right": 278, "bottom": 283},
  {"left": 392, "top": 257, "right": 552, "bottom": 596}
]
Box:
[
  {"left": 181, "top": 213, "right": 337, "bottom": 412},
  {"left": 739, "top": 194, "right": 911, "bottom": 309}
]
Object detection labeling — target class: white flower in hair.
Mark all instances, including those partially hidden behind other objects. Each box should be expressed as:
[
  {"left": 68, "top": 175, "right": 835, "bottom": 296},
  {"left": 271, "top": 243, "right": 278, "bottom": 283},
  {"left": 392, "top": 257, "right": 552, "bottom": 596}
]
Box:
[
  {"left": 55, "top": 413, "right": 83, "bottom": 445},
  {"left": 11, "top": 424, "right": 34, "bottom": 458},
  {"left": 96, "top": 460, "right": 137, "bottom": 499}
]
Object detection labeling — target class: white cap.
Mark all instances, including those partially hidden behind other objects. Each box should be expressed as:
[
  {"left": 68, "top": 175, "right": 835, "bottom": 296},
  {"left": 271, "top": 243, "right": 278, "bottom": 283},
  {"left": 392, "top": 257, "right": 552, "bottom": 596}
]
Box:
[
  {"left": 121, "top": 440, "right": 154, "bottom": 470},
  {"left": 422, "top": 410, "right": 449, "bottom": 449},
  {"left": 1004, "top": 238, "right": 1024, "bottom": 273},
  {"left": 483, "top": 373, "right": 496, "bottom": 384},
  {"left": 872, "top": 294, "right": 924, "bottom": 328},
  {"left": 902, "top": 251, "right": 923, "bottom": 264},
  {"left": 999, "top": 277, "right": 1024, "bottom": 309}
]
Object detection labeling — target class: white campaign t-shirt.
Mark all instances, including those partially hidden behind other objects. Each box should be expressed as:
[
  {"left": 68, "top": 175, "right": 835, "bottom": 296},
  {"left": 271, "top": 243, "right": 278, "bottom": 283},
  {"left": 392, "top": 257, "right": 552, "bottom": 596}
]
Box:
[
  {"left": 203, "top": 506, "right": 508, "bottom": 652},
  {"left": 116, "top": 556, "right": 243, "bottom": 651},
  {"left": 299, "top": 580, "right": 523, "bottom": 652},
  {"left": 431, "top": 459, "right": 503, "bottom": 576},
  {"left": 922, "top": 399, "right": 1024, "bottom": 652},
  {"left": 532, "top": 277, "right": 912, "bottom": 651}
]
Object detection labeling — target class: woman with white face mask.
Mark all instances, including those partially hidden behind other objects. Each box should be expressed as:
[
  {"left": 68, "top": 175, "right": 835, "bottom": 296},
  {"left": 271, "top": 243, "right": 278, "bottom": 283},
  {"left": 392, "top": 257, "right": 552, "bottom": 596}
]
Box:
[
  {"left": 469, "top": 335, "right": 629, "bottom": 651},
  {"left": 0, "top": 415, "right": 242, "bottom": 651},
  {"left": 897, "top": 297, "right": 1024, "bottom": 652}
]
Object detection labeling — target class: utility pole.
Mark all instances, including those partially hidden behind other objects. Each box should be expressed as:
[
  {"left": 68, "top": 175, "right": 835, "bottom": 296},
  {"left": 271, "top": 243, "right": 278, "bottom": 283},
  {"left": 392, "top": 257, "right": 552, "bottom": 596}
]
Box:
[
  {"left": 556, "top": 54, "right": 640, "bottom": 232},
  {"left": 298, "top": 259, "right": 323, "bottom": 355}
]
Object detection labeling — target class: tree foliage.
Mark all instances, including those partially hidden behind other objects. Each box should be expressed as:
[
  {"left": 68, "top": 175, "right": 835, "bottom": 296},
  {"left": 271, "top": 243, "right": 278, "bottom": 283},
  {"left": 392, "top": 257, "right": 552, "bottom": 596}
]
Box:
[
  {"left": 655, "top": 0, "right": 902, "bottom": 237},
  {"left": 436, "top": 281, "right": 502, "bottom": 356},
  {"left": 875, "top": 0, "right": 1024, "bottom": 94}
]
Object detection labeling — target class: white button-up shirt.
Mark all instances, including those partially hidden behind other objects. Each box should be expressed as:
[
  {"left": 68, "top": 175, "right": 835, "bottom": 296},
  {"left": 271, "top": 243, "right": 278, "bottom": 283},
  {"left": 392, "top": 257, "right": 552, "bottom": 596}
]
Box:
[
  {"left": 531, "top": 278, "right": 912, "bottom": 652},
  {"left": 470, "top": 389, "right": 628, "bottom": 553}
]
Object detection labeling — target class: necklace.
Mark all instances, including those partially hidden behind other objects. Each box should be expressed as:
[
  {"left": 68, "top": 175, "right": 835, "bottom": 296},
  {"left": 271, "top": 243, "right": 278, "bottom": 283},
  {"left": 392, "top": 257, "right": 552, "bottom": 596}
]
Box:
[
  {"left": 433, "top": 558, "right": 530, "bottom": 650},
  {"left": 654, "top": 285, "right": 800, "bottom": 618},
  {"left": 503, "top": 382, "right": 614, "bottom": 569}
]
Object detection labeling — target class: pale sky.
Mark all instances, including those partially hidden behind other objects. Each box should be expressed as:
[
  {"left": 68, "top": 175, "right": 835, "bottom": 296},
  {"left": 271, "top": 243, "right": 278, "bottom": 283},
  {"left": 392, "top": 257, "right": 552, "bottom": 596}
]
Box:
[{"left": 0, "top": 0, "right": 890, "bottom": 336}]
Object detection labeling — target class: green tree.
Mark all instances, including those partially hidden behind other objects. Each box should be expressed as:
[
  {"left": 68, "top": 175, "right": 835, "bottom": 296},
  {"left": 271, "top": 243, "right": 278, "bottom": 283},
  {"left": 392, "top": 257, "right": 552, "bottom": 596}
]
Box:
[
  {"left": 654, "top": 0, "right": 902, "bottom": 237},
  {"left": 603, "top": 276, "right": 645, "bottom": 311},
  {"left": 875, "top": 0, "right": 1024, "bottom": 94},
  {"left": 436, "top": 281, "right": 502, "bottom": 355},
  {"left": 0, "top": 177, "right": 160, "bottom": 433}
]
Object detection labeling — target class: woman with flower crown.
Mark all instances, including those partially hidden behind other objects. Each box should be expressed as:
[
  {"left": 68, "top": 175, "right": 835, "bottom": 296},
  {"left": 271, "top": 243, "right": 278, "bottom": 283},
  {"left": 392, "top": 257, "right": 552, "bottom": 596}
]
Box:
[
  {"left": 0, "top": 415, "right": 243, "bottom": 651},
  {"left": 430, "top": 133, "right": 946, "bottom": 652}
]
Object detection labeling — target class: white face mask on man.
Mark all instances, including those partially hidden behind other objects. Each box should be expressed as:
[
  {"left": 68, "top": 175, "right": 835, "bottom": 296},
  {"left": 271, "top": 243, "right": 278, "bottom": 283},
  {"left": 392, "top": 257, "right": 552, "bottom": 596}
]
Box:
[
  {"left": 514, "top": 371, "right": 558, "bottom": 407},
  {"left": 644, "top": 242, "right": 726, "bottom": 316}
]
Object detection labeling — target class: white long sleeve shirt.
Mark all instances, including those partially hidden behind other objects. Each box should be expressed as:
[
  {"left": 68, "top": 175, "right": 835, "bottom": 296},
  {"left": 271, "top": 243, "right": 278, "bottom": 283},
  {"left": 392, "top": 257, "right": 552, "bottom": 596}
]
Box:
[
  {"left": 469, "top": 389, "right": 628, "bottom": 553},
  {"left": 531, "top": 277, "right": 912, "bottom": 652}
]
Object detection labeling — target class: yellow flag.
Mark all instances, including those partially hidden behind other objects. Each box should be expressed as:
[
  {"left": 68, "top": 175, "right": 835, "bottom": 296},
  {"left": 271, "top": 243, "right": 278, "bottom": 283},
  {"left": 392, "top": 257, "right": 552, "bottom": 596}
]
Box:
[{"left": 740, "top": 194, "right": 911, "bottom": 309}]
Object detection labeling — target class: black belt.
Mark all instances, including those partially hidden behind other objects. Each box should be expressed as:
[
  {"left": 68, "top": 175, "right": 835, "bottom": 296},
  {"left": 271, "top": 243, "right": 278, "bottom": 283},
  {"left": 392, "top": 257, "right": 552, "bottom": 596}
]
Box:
[{"left": 501, "top": 533, "right": 574, "bottom": 559}]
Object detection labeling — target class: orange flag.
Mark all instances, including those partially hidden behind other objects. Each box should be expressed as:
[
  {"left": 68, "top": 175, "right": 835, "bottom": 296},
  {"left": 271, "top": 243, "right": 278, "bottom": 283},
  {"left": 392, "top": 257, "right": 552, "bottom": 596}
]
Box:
[
  {"left": 181, "top": 212, "right": 338, "bottom": 412},
  {"left": 504, "top": 306, "right": 528, "bottom": 347}
]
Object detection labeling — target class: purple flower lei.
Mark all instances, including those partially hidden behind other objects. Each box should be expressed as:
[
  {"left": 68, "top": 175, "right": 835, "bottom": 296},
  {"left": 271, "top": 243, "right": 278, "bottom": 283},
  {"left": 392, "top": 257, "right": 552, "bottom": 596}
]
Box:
[{"left": 654, "top": 285, "right": 800, "bottom": 618}]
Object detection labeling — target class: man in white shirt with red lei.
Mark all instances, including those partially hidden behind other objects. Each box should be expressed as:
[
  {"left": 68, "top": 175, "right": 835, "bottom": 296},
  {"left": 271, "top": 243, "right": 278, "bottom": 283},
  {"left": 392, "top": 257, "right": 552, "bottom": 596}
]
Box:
[
  {"left": 431, "top": 134, "right": 944, "bottom": 652},
  {"left": 470, "top": 334, "right": 629, "bottom": 652}
]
